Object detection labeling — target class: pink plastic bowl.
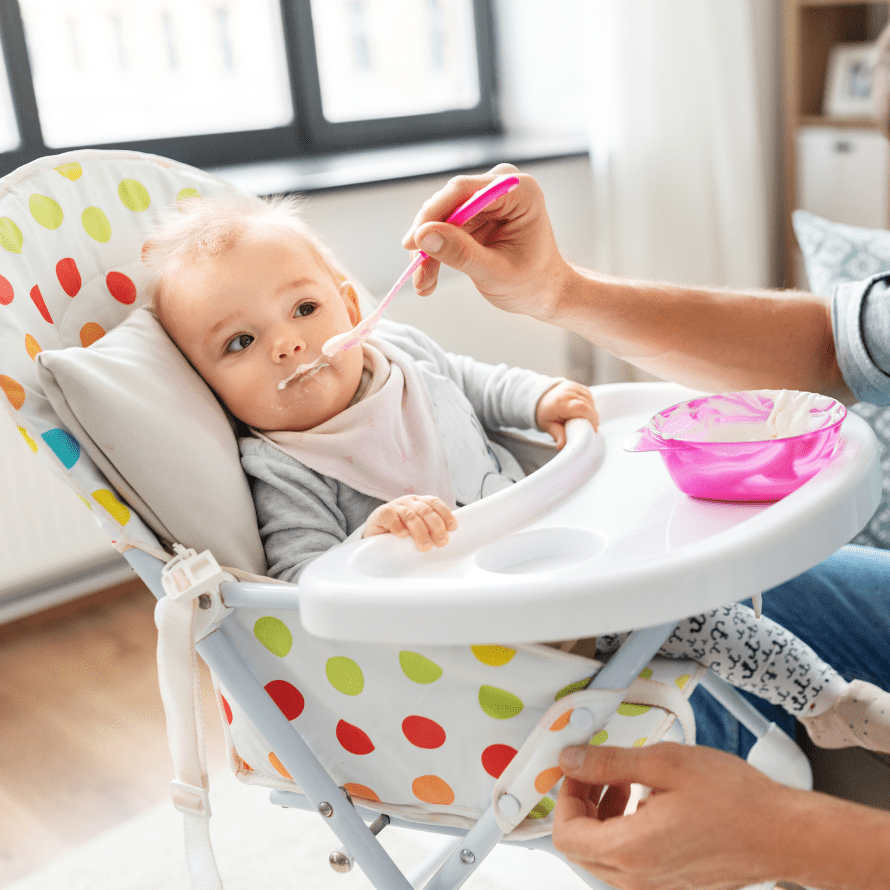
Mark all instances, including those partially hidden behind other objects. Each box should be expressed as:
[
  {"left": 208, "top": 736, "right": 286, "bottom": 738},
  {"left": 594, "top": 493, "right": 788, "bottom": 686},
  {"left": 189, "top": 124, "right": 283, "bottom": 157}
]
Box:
[{"left": 623, "top": 390, "right": 847, "bottom": 502}]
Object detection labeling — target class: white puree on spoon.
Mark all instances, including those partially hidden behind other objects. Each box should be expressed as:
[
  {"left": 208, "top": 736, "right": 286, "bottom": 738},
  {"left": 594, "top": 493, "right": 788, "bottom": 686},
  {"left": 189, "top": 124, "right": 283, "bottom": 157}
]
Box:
[{"left": 665, "top": 390, "right": 836, "bottom": 442}]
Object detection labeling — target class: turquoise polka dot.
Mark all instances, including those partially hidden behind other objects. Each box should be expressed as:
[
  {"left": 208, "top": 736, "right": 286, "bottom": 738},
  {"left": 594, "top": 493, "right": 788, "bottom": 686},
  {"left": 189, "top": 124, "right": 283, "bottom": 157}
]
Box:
[{"left": 41, "top": 428, "right": 79, "bottom": 468}]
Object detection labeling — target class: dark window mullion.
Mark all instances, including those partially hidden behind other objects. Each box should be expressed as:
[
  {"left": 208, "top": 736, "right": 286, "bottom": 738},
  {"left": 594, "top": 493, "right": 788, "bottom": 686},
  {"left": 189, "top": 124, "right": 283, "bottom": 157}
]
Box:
[{"left": 0, "top": 0, "right": 46, "bottom": 155}]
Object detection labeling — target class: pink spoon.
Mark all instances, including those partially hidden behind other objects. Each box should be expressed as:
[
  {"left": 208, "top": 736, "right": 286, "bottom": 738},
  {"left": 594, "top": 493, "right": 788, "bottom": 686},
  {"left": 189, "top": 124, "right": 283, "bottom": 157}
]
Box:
[{"left": 278, "top": 174, "right": 520, "bottom": 389}]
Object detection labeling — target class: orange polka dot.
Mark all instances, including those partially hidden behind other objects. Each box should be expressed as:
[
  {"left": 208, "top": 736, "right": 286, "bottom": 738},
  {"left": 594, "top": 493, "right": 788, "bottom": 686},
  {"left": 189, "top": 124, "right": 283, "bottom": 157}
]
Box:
[
  {"left": 80, "top": 322, "right": 106, "bottom": 347},
  {"left": 342, "top": 783, "right": 380, "bottom": 802},
  {"left": 268, "top": 751, "right": 292, "bottom": 779},
  {"left": 412, "top": 775, "right": 454, "bottom": 806},
  {"left": 534, "top": 766, "right": 563, "bottom": 794},
  {"left": 550, "top": 710, "right": 572, "bottom": 732},
  {"left": 25, "top": 334, "right": 41, "bottom": 359},
  {"left": 0, "top": 375, "right": 24, "bottom": 409}
]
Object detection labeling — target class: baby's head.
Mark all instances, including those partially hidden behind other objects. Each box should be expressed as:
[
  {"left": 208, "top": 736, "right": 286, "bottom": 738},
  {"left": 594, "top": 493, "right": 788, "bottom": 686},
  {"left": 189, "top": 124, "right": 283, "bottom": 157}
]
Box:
[{"left": 145, "top": 195, "right": 365, "bottom": 432}]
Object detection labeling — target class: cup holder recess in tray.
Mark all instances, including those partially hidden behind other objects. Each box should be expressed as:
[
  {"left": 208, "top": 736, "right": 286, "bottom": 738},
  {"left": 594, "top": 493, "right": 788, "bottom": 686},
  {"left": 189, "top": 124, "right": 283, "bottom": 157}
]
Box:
[{"left": 474, "top": 527, "right": 606, "bottom": 575}]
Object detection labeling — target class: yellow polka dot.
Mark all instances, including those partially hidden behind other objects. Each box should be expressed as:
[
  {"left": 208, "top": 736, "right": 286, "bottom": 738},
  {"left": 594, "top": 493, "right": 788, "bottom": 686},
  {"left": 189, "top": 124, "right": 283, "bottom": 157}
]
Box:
[
  {"left": 268, "top": 752, "right": 292, "bottom": 779},
  {"left": 55, "top": 162, "right": 82, "bottom": 180},
  {"left": 471, "top": 644, "right": 515, "bottom": 666},
  {"left": 589, "top": 729, "right": 609, "bottom": 745},
  {"left": 617, "top": 703, "right": 652, "bottom": 717},
  {"left": 18, "top": 427, "right": 37, "bottom": 452},
  {"left": 0, "top": 217, "right": 23, "bottom": 253},
  {"left": 675, "top": 674, "right": 690, "bottom": 689},
  {"left": 25, "top": 334, "right": 41, "bottom": 359},
  {"left": 633, "top": 737, "right": 648, "bottom": 747},
  {"left": 534, "top": 766, "right": 563, "bottom": 794},
  {"left": 177, "top": 187, "right": 200, "bottom": 201},
  {"left": 639, "top": 667, "right": 653, "bottom": 679},
  {"left": 92, "top": 489, "right": 130, "bottom": 525}
]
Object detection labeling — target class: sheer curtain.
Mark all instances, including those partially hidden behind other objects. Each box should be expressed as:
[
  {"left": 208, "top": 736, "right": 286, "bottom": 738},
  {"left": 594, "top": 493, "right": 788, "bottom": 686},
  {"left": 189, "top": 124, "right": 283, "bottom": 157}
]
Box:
[{"left": 583, "top": 0, "right": 776, "bottom": 288}]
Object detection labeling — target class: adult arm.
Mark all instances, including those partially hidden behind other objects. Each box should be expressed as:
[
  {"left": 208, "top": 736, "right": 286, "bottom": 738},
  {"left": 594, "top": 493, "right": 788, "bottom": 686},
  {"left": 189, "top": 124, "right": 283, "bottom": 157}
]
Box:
[
  {"left": 402, "top": 166, "right": 853, "bottom": 401},
  {"left": 552, "top": 742, "right": 890, "bottom": 890}
]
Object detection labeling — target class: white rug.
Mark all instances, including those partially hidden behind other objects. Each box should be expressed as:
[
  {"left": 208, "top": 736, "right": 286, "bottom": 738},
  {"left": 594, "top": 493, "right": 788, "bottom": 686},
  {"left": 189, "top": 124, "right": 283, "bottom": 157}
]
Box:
[{"left": 8, "top": 772, "right": 592, "bottom": 890}]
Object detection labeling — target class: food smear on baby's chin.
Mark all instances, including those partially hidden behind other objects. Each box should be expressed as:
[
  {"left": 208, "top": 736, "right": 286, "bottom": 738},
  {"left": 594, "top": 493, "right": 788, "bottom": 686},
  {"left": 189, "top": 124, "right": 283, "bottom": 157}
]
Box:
[{"left": 277, "top": 360, "right": 330, "bottom": 390}]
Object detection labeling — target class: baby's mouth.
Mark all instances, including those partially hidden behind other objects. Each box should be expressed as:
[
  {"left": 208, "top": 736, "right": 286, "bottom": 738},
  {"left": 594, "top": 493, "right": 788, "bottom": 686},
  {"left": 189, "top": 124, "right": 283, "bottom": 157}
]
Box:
[{"left": 278, "top": 358, "right": 329, "bottom": 390}]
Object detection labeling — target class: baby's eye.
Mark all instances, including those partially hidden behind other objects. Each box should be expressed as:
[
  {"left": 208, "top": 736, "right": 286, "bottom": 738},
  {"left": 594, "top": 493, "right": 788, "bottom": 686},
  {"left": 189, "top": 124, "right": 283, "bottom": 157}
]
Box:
[
  {"left": 226, "top": 333, "right": 254, "bottom": 353},
  {"left": 295, "top": 302, "right": 316, "bottom": 317}
]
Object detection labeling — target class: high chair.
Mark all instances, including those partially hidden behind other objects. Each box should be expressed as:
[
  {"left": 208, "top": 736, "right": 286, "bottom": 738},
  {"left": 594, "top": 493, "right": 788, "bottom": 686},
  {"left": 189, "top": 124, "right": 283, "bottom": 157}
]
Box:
[{"left": 0, "top": 150, "right": 881, "bottom": 890}]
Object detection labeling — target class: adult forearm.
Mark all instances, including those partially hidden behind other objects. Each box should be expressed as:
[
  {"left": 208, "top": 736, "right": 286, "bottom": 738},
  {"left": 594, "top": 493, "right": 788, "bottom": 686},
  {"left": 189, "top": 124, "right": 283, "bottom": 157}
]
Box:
[
  {"left": 775, "top": 787, "right": 890, "bottom": 890},
  {"left": 554, "top": 266, "right": 853, "bottom": 399}
]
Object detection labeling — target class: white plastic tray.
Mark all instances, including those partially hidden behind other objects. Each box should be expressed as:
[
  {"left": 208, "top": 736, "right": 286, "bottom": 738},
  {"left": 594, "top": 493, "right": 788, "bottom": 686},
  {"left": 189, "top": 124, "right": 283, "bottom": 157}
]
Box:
[{"left": 298, "top": 382, "right": 881, "bottom": 645}]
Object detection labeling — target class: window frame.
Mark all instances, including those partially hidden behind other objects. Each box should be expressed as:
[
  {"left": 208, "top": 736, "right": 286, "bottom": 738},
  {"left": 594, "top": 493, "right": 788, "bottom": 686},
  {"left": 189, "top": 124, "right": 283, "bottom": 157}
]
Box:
[{"left": 0, "top": 0, "right": 499, "bottom": 177}]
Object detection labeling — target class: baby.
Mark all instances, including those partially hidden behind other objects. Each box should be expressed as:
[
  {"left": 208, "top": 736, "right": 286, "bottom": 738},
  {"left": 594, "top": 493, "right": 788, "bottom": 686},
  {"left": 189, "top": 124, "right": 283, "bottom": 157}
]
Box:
[{"left": 146, "top": 193, "right": 890, "bottom": 756}]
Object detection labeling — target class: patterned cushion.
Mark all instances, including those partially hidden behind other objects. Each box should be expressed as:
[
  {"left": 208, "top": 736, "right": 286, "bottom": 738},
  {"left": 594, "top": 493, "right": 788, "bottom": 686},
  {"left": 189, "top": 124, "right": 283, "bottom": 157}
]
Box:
[{"left": 792, "top": 209, "right": 890, "bottom": 547}]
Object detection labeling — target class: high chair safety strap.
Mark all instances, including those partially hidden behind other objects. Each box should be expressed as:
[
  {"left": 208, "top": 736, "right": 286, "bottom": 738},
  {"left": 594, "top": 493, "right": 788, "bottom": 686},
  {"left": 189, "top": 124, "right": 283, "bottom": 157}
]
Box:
[{"left": 155, "top": 546, "right": 235, "bottom": 890}]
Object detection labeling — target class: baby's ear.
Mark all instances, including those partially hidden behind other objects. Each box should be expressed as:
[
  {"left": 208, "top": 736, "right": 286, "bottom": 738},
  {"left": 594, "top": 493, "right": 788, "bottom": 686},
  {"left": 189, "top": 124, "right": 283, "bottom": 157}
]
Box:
[{"left": 339, "top": 280, "right": 362, "bottom": 324}]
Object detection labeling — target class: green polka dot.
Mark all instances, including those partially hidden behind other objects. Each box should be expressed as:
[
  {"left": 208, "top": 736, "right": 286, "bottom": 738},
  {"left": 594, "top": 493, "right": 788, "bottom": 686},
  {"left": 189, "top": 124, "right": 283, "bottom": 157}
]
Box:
[
  {"left": 528, "top": 796, "right": 555, "bottom": 819},
  {"left": 555, "top": 679, "right": 589, "bottom": 701},
  {"left": 254, "top": 616, "right": 292, "bottom": 657},
  {"left": 118, "top": 178, "right": 151, "bottom": 212},
  {"left": 639, "top": 667, "right": 653, "bottom": 679},
  {"left": 326, "top": 656, "right": 364, "bottom": 696},
  {"left": 617, "top": 703, "right": 652, "bottom": 716},
  {"left": 29, "top": 194, "right": 63, "bottom": 229},
  {"left": 479, "top": 685, "right": 524, "bottom": 720},
  {"left": 82, "top": 206, "right": 111, "bottom": 242},
  {"left": 178, "top": 187, "right": 200, "bottom": 201},
  {"left": 0, "top": 217, "right": 23, "bottom": 253},
  {"left": 399, "top": 651, "right": 442, "bottom": 684},
  {"left": 589, "top": 729, "right": 609, "bottom": 745}
]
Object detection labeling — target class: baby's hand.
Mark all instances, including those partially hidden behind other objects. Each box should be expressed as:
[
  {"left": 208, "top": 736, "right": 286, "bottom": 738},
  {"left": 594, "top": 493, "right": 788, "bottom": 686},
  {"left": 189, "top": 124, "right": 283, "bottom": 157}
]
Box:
[
  {"left": 536, "top": 381, "right": 599, "bottom": 449},
  {"left": 363, "top": 495, "right": 458, "bottom": 551}
]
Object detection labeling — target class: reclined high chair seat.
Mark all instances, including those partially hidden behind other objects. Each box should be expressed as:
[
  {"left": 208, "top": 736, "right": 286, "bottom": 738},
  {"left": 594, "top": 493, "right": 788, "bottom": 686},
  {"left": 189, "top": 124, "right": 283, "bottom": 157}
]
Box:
[{"left": 0, "top": 150, "right": 802, "bottom": 890}]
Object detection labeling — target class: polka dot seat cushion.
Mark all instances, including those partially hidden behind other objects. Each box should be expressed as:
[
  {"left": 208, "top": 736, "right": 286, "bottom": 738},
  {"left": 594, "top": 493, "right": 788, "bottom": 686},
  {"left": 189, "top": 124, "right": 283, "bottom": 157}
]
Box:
[
  {"left": 0, "top": 150, "right": 702, "bottom": 839},
  {"left": 0, "top": 149, "right": 244, "bottom": 557}
]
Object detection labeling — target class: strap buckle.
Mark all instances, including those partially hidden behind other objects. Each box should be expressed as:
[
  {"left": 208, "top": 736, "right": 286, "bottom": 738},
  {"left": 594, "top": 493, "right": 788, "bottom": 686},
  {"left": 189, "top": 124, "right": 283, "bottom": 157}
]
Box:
[{"left": 170, "top": 779, "right": 212, "bottom": 818}]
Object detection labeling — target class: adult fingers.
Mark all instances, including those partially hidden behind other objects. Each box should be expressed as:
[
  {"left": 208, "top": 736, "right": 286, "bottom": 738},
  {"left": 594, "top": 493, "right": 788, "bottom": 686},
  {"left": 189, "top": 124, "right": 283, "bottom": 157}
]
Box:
[{"left": 559, "top": 744, "right": 684, "bottom": 792}]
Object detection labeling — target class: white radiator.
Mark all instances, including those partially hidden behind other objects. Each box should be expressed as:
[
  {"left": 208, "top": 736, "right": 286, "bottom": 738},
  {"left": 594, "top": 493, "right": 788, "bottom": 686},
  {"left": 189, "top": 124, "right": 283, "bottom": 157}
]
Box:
[{"left": 0, "top": 414, "right": 131, "bottom": 622}]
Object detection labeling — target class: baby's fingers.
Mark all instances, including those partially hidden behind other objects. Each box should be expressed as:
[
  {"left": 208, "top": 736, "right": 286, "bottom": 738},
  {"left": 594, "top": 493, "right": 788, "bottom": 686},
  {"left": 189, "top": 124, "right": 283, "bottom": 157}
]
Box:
[{"left": 402, "top": 496, "right": 457, "bottom": 551}]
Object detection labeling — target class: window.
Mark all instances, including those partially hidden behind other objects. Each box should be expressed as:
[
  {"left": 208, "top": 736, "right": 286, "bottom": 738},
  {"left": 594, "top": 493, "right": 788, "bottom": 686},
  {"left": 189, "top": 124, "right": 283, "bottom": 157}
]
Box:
[{"left": 0, "top": 0, "right": 498, "bottom": 174}]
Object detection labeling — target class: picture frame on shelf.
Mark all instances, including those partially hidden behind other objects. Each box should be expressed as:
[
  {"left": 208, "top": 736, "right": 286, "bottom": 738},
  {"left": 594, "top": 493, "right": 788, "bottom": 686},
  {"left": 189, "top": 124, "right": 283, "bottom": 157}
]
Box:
[{"left": 823, "top": 41, "right": 881, "bottom": 118}]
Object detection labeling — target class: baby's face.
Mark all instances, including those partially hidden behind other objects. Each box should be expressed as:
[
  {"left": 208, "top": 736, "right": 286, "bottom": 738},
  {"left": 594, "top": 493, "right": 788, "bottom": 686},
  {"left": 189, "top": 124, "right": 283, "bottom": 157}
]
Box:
[{"left": 159, "top": 226, "right": 364, "bottom": 431}]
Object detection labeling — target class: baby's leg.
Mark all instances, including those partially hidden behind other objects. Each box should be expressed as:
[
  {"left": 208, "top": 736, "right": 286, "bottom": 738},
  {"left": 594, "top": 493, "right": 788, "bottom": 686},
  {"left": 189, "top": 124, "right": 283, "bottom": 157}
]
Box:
[{"left": 598, "top": 603, "right": 890, "bottom": 753}]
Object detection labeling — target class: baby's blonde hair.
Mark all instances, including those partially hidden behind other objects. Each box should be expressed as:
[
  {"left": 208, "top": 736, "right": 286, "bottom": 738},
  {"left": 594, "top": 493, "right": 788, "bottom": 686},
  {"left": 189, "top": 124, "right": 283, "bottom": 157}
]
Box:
[{"left": 143, "top": 193, "right": 346, "bottom": 317}]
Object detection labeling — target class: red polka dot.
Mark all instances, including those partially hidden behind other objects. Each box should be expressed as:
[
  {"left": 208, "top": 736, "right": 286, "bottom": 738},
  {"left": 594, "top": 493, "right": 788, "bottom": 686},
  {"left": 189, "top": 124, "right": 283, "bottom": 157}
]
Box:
[
  {"left": 30, "top": 285, "right": 52, "bottom": 323},
  {"left": 402, "top": 715, "right": 446, "bottom": 749},
  {"left": 336, "top": 719, "right": 375, "bottom": 755},
  {"left": 106, "top": 270, "right": 137, "bottom": 304},
  {"left": 0, "top": 275, "right": 12, "bottom": 305},
  {"left": 221, "top": 695, "right": 233, "bottom": 725},
  {"left": 264, "top": 679, "right": 304, "bottom": 721},
  {"left": 56, "top": 257, "right": 81, "bottom": 297},
  {"left": 481, "top": 743, "right": 517, "bottom": 778}
]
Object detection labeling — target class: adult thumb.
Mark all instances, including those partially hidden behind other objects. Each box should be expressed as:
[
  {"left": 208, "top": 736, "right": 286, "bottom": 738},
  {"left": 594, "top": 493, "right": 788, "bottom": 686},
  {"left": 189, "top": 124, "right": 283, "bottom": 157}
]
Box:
[{"left": 415, "top": 222, "right": 482, "bottom": 275}]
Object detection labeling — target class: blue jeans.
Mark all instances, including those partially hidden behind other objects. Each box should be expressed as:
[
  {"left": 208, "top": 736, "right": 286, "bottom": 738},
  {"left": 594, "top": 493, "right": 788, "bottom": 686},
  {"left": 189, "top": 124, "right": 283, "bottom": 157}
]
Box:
[{"left": 692, "top": 544, "right": 890, "bottom": 755}]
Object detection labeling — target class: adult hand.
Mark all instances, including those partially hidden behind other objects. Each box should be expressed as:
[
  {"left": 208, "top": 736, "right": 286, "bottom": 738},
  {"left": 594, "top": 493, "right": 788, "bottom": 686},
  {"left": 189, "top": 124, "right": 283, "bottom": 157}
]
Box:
[
  {"left": 362, "top": 495, "right": 457, "bottom": 551},
  {"left": 553, "top": 742, "right": 792, "bottom": 890},
  {"left": 401, "top": 164, "right": 573, "bottom": 322}
]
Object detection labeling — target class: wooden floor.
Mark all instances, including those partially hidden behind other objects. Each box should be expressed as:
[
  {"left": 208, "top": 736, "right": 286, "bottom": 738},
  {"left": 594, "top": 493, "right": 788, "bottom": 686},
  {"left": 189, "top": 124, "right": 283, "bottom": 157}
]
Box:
[{"left": 0, "top": 580, "right": 227, "bottom": 888}]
